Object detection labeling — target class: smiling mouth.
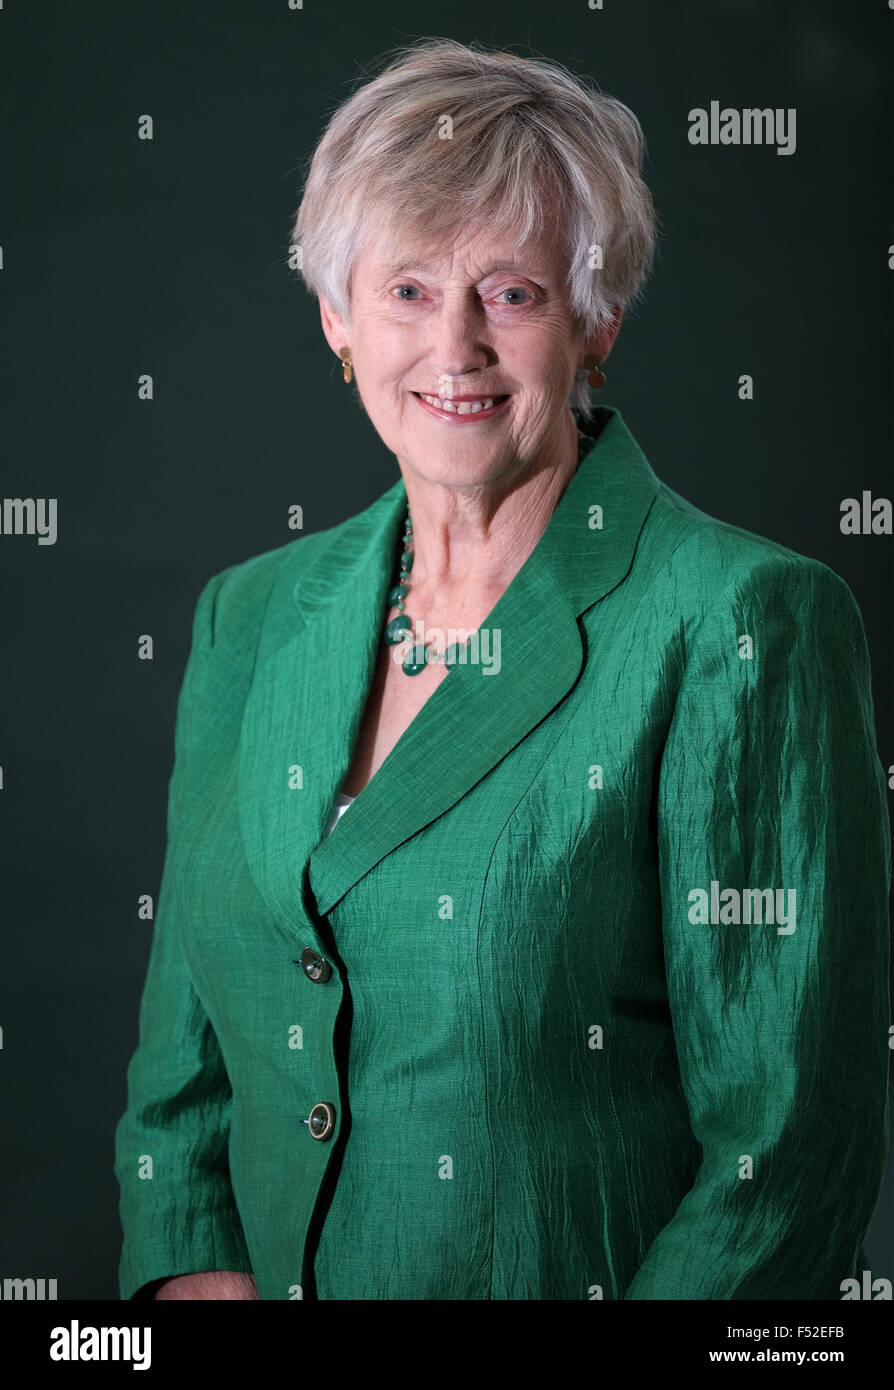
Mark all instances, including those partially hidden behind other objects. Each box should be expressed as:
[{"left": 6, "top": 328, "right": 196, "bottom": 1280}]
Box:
[{"left": 412, "top": 391, "right": 511, "bottom": 417}]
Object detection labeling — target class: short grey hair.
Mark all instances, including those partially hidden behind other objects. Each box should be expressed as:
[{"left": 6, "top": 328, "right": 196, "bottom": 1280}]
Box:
[{"left": 289, "top": 38, "right": 657, "bottom": 418}]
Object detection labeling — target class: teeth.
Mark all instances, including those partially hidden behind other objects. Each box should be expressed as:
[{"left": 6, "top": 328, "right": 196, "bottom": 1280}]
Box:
[{"left": 418, "top": 394, "right": 497, "bottom": 414}]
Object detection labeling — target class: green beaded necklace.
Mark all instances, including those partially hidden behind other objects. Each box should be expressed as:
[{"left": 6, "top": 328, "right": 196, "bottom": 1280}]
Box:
[{"left": 384, "top": 427, "right": 592, "bottom": 675}]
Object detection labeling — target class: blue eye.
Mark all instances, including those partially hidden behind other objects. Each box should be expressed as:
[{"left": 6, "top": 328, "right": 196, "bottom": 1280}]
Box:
[
  {"left": 499, "top": 287, "right": 528, "bottom": 305},
  {"left": 392, "top": 285, "right": 421, "bottom": 300}
]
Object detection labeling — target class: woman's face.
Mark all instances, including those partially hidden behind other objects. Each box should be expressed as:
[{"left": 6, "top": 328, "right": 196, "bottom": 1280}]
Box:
[{"left": 319, "top": 222, "right": 617, "bottom": 488}]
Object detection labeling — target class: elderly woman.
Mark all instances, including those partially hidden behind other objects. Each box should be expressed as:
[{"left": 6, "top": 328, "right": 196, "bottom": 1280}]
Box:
[{"left": 114, "top": 39, "right": 889, "bottom": 1301}]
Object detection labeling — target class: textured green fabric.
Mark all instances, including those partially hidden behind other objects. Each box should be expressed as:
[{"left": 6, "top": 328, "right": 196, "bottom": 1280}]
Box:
[{"left": 114, "top": 406, "right": 890, "bottom": 1300}]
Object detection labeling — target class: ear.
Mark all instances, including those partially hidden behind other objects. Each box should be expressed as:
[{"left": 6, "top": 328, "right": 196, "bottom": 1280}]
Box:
[
  {"left": 581, "top": 305, "right": 624, "bottom": 365},
  {"left": 318, "top": 294, "right": 351, "bottom": 360}
]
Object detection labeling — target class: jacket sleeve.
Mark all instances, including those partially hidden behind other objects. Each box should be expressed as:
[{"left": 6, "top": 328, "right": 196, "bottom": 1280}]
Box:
[
  {"left": 625, "top": 554, "right": 891, "bottom": 1299},
  {"left": 113, "top": 570, "right": 253, "bottom": 1300}
]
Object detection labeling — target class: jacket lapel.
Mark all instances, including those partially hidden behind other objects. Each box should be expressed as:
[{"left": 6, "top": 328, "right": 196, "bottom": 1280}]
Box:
[
  {"left": 237, "top": 480, "right": 406, "bottom": 936},
  {"left": 238, "top": 407, "right": 661, "bottom": 932}
]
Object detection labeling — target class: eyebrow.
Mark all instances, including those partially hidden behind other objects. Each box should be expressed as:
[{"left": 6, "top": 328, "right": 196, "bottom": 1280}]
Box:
[{"left": 379, "top": 259, "right": 547, "bottom": 279}]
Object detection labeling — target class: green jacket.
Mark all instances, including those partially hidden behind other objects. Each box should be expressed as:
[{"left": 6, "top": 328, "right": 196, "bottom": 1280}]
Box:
[{"left": 114, "top": 406, "right": 890, "bottom": 1300}]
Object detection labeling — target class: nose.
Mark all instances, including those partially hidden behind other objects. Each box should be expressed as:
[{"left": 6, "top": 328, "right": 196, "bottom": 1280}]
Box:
[{"left": 433, "top": 291, "right": 493, "bottom": 380}]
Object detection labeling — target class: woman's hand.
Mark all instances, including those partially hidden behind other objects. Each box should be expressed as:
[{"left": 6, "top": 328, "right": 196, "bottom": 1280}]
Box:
[{"left": 154, "top": 1271, "right": 259, "bottom": 1299}]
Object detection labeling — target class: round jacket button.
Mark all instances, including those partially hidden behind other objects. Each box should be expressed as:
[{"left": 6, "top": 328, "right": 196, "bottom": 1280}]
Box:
[
  {"left": 306, "top": 1102, "right": 336, "bottom": 1141},
  {"left": 299, "top": 948, "right": 331, "bottom": 983}
]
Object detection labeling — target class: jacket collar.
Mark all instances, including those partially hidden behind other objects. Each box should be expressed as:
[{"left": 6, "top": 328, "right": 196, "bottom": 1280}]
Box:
[{"left": 238, "top": 406, "right": 661, "bottom": 931}]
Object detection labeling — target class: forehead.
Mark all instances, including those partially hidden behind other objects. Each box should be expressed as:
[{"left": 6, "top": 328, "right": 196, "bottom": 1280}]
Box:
[{"left": 358, "top": 224, "right": 564, "bottom": 282}]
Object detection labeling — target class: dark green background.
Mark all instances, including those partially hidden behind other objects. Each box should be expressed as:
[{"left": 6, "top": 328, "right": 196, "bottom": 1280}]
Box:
[{"left": 0, "top": 0, "right": 891, "bottom": 1298}]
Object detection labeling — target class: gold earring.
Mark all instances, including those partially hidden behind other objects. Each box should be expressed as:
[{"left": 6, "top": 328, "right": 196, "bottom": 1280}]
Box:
[
  {"left": 584, "top": 355, "right": 606, "bottom": 389},
  {"left": 339, "top": 347, "right": 352, "bottom": 384}
]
